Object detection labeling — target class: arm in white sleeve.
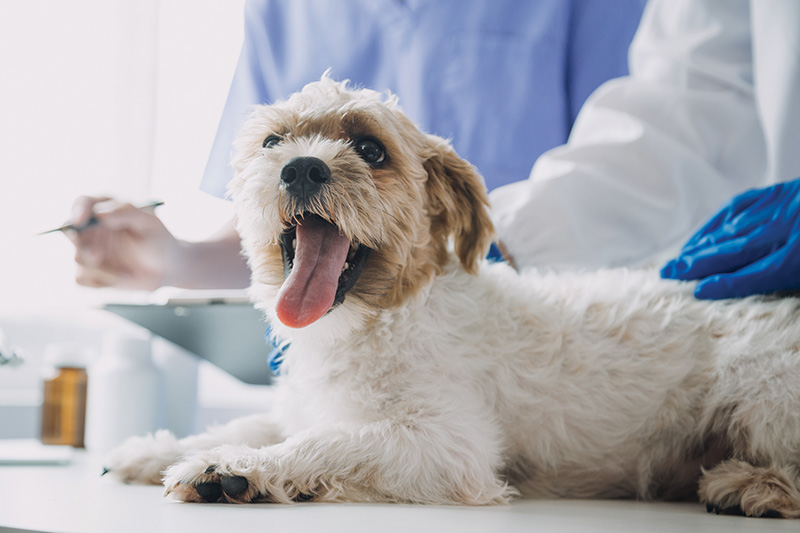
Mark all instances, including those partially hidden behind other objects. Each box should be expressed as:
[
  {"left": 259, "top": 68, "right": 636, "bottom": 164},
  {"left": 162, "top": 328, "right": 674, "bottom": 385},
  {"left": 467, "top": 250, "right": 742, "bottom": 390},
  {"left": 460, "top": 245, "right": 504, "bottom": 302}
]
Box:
[{"left": 490, "top": 0, "right": 767, "bottom": 271}]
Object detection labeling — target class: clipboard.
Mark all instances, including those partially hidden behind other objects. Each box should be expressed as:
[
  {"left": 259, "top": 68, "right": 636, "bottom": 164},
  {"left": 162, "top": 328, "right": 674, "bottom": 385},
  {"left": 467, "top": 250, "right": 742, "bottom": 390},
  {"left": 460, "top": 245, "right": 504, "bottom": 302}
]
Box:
[{"left": 104, "top": 292, "right": 272, "bottom": 385}]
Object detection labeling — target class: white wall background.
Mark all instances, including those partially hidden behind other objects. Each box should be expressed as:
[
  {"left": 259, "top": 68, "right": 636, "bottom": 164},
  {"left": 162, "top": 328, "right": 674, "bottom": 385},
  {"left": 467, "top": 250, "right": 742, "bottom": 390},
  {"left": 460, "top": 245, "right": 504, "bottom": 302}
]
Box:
[
  {"left": 0, "top": 0, "right": 260, "bottom": 434},
  {"left": 0, "top": 0, "right": 247, "bottom": 315}
]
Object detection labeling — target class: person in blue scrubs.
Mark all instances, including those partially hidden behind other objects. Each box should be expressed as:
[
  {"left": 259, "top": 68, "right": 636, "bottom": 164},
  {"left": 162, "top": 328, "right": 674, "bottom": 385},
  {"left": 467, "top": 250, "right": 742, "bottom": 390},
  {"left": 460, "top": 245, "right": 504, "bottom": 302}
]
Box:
[
  {"left": 70, "top": 0, "right": 646, "bottom": 291},
  {"left": 202, "top": 0, "right": 647, "bottom": 196}
]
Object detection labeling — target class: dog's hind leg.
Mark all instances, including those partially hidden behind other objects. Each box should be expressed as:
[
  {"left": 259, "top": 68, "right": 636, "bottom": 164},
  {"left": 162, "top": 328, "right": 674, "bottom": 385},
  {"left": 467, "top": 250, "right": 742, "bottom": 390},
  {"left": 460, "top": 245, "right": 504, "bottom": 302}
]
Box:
[
  {"left": 699, "top": 340, "right": 800, "bottom": 518},
  {"left": 699, "top": 460, "right": 800, "bottom": 518}
]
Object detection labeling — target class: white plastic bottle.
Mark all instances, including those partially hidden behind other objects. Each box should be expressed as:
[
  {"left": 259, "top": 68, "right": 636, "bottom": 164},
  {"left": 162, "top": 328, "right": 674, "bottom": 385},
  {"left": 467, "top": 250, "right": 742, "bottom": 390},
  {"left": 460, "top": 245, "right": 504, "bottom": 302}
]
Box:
[{"left": 85, "top": 332, "right": 161, "bottom": 453}]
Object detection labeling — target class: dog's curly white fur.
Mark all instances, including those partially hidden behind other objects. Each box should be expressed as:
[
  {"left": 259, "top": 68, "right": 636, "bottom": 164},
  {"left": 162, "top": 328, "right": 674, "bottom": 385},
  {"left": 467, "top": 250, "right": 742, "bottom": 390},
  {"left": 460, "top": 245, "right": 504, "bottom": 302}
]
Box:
[{"left": 105, "top": 76, "right": 800, "bottom": 517}]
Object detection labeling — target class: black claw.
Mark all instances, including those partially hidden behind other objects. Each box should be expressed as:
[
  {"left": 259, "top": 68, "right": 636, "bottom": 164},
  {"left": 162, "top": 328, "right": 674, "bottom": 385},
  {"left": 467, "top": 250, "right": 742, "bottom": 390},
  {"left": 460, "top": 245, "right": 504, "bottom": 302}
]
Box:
[
  {"left": 221, "top": 475, "right": 249, "bottom": 498},
  {"left": 706, "top": 503, "right": 714, "bottom": 513},
  {"left": 294, "top": 492, "right": 315, "bottom": 502},
  {"left": 195, "top": 481, "right": 223, "bottom": 502},
  {"left": 204, "top": 465, "right": 217, "bottom": 475},
  {"left": 101, "top": 467, "right": 110, "bottom": 477},
  {"left": 757, "top": 509, "right": 782, "bottom": 519},
  {"left": 724, "top": 504, "right": 746, "bottom": 516}
]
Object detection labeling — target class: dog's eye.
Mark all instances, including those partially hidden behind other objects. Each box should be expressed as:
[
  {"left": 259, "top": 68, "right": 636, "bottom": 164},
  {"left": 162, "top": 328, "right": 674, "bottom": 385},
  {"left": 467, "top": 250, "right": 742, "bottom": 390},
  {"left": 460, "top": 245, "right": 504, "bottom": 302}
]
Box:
[
  {"left": 353, "top": 138, "right": 386, "bottom": 166},
  {"left": 263, "top": 135, "right": 282, "bottom": 149}
]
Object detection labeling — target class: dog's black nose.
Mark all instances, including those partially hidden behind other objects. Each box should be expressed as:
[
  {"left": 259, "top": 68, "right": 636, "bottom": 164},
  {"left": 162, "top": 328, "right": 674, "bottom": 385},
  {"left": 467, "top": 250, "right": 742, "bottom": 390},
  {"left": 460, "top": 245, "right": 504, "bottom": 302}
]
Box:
[{"left": 280, "top": 156, "right": 331, "bottom": 200}]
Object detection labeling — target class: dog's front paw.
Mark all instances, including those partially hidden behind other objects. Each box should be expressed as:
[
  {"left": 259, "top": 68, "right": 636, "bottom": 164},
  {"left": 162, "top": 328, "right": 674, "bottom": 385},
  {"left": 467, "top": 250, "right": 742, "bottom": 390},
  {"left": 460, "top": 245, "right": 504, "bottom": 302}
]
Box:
[
  {"left": 700, "top": 460, "right": 800, "bottom": 519},
  {"left": 163, "top": 445, "right": 313, "bottom": 504},
  {"left": 102, "top": 430, "right": 184, "bottom": 484}
]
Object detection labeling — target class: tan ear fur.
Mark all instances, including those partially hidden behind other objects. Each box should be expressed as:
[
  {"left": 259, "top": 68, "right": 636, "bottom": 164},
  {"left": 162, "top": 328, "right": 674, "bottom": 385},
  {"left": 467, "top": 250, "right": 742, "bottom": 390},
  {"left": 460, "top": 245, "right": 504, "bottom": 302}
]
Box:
[{"left": 423, "top": 137, "right": 495, "bottom": 274}]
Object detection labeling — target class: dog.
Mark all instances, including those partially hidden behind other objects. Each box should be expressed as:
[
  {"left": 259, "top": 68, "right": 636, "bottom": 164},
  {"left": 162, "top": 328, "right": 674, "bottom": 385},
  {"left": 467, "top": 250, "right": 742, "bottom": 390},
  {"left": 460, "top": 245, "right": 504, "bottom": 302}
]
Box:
[{"left": 104, "top": 76, "right": 800, "bottom": 518}]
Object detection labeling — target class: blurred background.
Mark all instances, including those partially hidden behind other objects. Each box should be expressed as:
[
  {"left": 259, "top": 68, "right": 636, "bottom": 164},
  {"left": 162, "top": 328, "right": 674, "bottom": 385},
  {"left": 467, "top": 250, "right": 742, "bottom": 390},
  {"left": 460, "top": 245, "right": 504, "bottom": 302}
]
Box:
[{"left": 0, "top": 0, "right": 268, "bottom": 442}]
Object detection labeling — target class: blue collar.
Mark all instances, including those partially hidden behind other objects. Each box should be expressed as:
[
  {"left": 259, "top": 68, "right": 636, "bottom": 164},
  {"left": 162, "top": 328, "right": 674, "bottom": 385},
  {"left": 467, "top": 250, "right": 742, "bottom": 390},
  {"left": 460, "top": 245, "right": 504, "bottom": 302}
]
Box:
[{"left": 265, "top": 324, "right": 289, "bottom": 376}]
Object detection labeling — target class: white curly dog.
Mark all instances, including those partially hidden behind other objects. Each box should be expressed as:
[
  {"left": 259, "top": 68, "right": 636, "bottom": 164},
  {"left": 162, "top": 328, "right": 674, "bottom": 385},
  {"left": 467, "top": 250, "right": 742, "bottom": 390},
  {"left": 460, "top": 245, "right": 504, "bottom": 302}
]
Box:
[{"left": 105, "top": 76, "right": 800, "bottom": 518}]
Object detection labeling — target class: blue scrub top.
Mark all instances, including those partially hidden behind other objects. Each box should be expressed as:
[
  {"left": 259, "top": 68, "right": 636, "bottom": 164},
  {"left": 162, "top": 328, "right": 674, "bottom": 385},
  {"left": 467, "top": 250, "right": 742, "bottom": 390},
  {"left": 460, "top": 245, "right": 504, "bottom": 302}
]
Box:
[{"left": 202, "top": 0, "right": 646, "bottom": 196}]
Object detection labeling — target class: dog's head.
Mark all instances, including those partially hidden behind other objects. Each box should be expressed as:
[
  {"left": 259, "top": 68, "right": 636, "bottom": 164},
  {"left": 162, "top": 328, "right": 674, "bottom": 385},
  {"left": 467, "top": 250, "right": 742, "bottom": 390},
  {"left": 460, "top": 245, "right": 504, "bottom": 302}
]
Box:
[{"left": 229, "top": 75, "right": 493, "bottom": 331}]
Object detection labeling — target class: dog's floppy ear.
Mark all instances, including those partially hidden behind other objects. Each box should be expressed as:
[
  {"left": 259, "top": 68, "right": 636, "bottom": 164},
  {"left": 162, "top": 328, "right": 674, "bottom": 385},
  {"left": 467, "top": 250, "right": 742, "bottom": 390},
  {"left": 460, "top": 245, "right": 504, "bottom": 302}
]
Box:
[{"left": 423, "top": 136, "right": 495, "bottom": 274}]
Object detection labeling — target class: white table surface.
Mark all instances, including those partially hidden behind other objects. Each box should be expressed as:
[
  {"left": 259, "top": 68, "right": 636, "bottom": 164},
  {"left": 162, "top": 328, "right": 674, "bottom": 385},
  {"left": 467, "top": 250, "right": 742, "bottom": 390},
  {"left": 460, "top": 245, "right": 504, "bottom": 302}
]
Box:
[{"left": 0, "top": 449, "right": 796, "bottom": 533}]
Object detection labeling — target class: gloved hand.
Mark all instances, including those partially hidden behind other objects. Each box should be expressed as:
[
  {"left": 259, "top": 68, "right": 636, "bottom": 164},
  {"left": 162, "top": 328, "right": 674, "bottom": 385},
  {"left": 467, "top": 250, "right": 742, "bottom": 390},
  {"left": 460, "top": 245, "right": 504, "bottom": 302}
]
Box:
[{"left": 661, "top": 177, "right": 800, "bottom": 299}]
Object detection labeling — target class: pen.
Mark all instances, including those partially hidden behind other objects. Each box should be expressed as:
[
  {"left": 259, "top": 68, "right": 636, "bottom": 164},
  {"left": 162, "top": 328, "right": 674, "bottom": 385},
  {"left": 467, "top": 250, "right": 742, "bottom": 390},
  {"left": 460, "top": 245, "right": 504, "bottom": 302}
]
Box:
[{"left": 38, "top": 201, "right": 165, "bottom": 235}]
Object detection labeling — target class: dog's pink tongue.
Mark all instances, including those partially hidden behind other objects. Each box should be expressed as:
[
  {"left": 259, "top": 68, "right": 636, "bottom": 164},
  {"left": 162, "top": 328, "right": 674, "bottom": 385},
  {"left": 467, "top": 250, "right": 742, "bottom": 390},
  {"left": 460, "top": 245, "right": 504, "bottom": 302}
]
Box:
[{"left": 276, "top": 216, "right": 350, "bottom": 328}]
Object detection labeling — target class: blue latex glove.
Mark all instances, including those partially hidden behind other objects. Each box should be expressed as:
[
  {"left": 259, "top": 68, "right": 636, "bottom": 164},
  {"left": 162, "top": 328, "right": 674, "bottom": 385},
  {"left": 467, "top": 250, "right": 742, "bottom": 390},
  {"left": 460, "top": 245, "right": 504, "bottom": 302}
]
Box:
[{"left": 661, "top": 177, "right": 800, "bottom": 299}]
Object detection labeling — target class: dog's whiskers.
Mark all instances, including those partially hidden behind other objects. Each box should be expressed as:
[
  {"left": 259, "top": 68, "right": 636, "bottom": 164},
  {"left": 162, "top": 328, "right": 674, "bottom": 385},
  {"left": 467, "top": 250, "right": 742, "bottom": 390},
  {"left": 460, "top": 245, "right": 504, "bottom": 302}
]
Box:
[{"left": 376, "top": 201, "right": 402, "bottom": 229}]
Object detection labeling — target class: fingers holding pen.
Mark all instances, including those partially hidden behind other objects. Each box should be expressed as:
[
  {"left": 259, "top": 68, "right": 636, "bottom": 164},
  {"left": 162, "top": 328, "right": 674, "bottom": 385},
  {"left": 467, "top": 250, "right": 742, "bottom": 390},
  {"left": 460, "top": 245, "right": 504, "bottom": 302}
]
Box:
[
  {"left": 59, "top": 197, "right": 171, "bottom": 290},
  {"left": 66, "top": 197, "right": 122, "bottom": 269},
  {"left": 71, "top": 225, "right": 110, "bottom": 269},
  {"left": 60, "top": 197, "right": 163, "bottom": 236},
  {"left": 70, "top": 195, "right": 113, "bottom": 230}
]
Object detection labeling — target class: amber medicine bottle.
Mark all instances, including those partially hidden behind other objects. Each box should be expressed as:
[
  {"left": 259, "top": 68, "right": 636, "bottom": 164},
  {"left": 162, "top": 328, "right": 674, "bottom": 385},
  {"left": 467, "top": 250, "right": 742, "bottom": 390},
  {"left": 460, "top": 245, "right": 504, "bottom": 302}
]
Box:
[{"left": 40, "top": 344, "right": 88, "bottom": 447}]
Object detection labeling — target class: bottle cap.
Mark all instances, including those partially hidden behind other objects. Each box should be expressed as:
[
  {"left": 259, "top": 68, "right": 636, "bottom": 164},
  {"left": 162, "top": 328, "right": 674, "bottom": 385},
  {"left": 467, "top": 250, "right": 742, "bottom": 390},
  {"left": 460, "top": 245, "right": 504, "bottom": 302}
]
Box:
[
  {"left": 43, "top": 343, "right": 88, "bottom": 369},
  {"left": 102, "top": 331, "right": 152, "bottom": 363}
]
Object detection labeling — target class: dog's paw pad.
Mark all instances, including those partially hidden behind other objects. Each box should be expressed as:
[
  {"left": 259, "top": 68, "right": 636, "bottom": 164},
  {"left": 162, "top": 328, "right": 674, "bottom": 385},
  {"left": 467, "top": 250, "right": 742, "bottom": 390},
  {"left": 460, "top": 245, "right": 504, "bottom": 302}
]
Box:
[
  {"left": 706, "top": 502, "right": 784, "bottom": 519},
  {"left": 221, "top": 475, "right": 249, "bottom": 498},
  {"left": 195, "top": 482, "right": 224, "bottom": 503},
  {"left": 707, "top": 503, "right": 745, "bottom": 516},
  {"left": 163, "top": 446, "right": 279, "bottom": 504}
]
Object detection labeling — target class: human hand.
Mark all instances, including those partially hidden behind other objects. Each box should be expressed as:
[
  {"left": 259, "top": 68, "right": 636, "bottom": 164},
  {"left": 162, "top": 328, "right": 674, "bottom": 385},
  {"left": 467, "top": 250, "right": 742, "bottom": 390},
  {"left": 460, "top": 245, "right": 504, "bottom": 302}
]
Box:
[
  {"left": 661, "top": 178, "right": 800, "bottom": 299},
  {"left": 66, "top": 196, "right": 178, "bottom": 290}
]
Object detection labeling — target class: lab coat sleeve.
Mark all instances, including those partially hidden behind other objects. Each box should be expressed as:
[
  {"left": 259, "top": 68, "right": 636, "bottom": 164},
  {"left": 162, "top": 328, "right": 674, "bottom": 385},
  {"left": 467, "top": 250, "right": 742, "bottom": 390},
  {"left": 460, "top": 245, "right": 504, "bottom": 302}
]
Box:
[{"left": 490, "top": 0, "right": 767, "bottom": 271}]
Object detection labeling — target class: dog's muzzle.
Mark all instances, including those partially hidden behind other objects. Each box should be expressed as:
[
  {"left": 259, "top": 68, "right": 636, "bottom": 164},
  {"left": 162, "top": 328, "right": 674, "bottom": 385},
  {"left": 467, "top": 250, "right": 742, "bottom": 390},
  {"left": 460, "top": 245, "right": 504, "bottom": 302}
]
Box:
[
  {"left": 274, "top": 157, "right": 372, "bottom": 329},
  {"left": 280, "top": 156, "right": 331, "bottom": 202}
]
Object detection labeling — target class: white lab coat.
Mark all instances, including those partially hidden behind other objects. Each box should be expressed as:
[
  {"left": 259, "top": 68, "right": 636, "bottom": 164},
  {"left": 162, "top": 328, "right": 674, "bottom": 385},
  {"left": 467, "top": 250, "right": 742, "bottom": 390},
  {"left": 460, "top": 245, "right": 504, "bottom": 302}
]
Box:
[{"left": 490, "top": 0, "right": 800, "bottom": 271}]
